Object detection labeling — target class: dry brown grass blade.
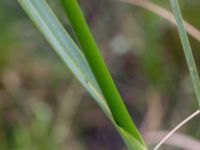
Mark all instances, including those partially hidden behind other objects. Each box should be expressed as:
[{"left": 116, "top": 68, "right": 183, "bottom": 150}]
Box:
[{"left": 119, "top": 0, "right": 200, "bottom": 42}]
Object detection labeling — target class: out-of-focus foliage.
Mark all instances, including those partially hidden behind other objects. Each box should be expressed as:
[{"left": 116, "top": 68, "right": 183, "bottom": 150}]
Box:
[{"left": 0, "top": 0, "right": 200, "bottom": 150}]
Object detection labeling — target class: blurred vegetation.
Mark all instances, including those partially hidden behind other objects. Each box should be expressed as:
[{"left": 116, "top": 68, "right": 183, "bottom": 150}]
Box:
[{"left": 0, "top": 0, "right": 200, "bottom": 150}]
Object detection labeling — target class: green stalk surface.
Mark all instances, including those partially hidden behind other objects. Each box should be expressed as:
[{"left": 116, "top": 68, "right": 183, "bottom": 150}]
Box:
[
  {"left": 171, "top": 0, "right": 200, "bottom": 107},
  {"left": 60, "top": 0, "right": 144, "bottom": 144}
]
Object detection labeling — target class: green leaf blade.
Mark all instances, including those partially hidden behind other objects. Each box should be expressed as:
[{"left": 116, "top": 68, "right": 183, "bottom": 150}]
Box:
[
  {"left": 18, "top": 0, "right": 111, "bottom": 117},
  {"left": 60, "top": 0, "right": 145, "bottom": 145},
  {"left": 18, "top": 0, "right": 147, "bottom": 149},
  {"left": 170, "top": 0, "right": 200, "bottom": 107}
]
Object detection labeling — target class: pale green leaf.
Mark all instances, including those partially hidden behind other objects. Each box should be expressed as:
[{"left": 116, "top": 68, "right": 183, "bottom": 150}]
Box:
[{"left": 171, "top": 0, "right": 200, "bottom": 107}]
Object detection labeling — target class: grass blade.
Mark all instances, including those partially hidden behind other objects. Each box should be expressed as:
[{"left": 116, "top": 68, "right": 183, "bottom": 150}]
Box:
[
  {"left": 18, "top": 0, "right": 111, "bottom": 119},
  {"left": 18, "top": 0, "right": 147, "bottom": 149},
  {"left": 170, "top": 0, "right": 200, "bottom": 107},
  {"left": 60, "top": 0, "right": 145, "bottom": 145}
]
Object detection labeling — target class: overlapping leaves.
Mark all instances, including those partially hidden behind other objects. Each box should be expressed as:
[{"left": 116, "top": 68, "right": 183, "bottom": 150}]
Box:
[{"left": 18, "top": 0, "right": 147, "bottom": 149}]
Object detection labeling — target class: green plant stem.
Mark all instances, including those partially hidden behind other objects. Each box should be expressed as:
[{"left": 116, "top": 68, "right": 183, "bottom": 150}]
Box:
[
  {"left": 171, "top": 0, "right": 200, "bottom": 107},
  {"left": 60, "top": 0, "right": 144, "bottom": 144}
]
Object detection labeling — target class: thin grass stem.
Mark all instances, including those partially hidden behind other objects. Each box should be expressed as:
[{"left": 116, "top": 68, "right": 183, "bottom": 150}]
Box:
[{"left": 153, "top": 109, "right": 200, "bottom": 150}]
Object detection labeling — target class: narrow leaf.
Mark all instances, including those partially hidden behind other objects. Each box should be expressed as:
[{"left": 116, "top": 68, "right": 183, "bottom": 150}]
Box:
[
  {"left": 18, "top": 0, "right": 147, "bottom": 149},
  {"left": 171, "top": 0, "right": 200, "bottom": 107},
  {"left": 18, "top": 0, "right": 111, "bottom": 119},
  {"left": 60, "top": 0, "right": 145, "bottom": 144}
]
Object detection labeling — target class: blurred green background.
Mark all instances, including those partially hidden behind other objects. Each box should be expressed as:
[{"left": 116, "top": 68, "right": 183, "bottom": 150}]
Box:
[{"left": 0, "top": 0, "right": 200, "bottom": 150}]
